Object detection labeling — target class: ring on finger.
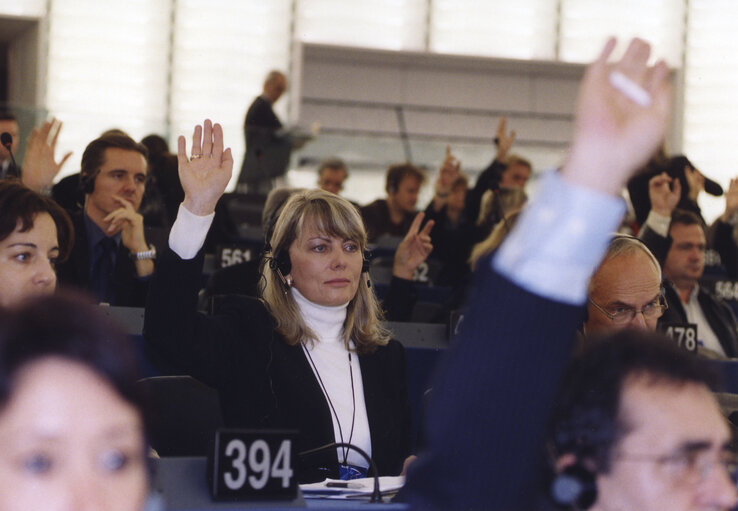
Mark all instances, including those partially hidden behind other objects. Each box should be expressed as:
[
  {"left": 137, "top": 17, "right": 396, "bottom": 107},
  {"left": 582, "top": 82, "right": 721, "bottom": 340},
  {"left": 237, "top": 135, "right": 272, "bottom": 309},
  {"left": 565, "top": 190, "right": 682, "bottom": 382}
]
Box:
[{"left": 190, "top": 154, "right": 203, "bottom": 161}]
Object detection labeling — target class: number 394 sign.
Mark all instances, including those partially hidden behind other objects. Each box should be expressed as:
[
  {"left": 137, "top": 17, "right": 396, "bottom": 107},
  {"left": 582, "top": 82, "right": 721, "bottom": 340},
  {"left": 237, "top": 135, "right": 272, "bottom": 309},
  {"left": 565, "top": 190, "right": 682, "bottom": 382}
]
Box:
[{"left": 208, "top": 429, "right": 297, "bottom": 501}]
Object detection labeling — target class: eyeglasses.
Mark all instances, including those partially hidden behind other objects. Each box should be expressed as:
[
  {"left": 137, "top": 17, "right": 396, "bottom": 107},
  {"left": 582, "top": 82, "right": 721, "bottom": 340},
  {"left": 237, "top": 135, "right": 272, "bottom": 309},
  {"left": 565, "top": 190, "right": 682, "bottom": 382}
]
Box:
[
  {"left": 588, "top": 293, "right": 668, "bottom": 324},
  {"left": 617, "top": 448, "right": 738, "bottom": 487}
]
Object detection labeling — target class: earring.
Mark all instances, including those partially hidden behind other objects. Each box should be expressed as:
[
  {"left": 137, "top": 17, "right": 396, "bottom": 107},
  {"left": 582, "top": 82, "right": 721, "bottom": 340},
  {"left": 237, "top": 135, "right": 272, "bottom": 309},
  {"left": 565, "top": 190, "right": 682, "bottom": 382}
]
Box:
[{"left": 285, "top": 276, "right": 293, "bottom": 287}]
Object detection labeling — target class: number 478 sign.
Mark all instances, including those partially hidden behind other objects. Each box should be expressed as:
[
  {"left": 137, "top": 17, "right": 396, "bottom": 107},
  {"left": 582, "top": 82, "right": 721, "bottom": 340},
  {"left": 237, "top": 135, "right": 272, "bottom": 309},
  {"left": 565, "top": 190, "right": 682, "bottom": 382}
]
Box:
[{"left": 208, "top": 430, "right": 297, "bottom": 501}]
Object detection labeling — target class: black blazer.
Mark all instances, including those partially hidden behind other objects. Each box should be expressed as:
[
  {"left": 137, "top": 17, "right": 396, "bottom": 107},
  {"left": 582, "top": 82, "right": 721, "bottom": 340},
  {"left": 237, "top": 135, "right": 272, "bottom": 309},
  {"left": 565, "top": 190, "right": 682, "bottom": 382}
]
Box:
[
  {"left": 144, "top": 247, "right": 411, "bottom": 482},
  {"left": 55, "top": 212, "right": 165, "bottom": 307}
]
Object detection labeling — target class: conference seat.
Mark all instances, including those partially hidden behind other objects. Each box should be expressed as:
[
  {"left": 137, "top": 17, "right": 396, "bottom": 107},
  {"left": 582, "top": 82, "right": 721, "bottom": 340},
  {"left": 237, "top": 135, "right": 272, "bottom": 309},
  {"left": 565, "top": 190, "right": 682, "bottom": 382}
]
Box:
[{"left": 137, "top": 375, "right": 224, "bottom": 457}]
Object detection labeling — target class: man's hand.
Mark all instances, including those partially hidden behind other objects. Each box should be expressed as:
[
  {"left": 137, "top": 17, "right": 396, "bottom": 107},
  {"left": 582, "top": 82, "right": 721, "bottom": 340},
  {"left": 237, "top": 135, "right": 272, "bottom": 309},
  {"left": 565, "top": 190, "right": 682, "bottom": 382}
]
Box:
[
  {"left": 722, "top": 178, "right": 738, "bottom": 222},
  {"left": 21, "top": 118, "right": 72, "bottom": 192},
  {"left": 104, "top": 195, "right": 153, "bottom": 277},
  {"left": 178, "top": 119, "right": 233, "bottom": 216},
  {"left": 564, "top": 38, "right": 672, "bottom": 196},
  {"left": 494, "top": 117, "right": 515, "bottom": 161},
  {"left": 105, "top": 195, "right": 148, "bottom": 251},
  {"left": 393, "top": 212, "right": 434, "bottom": 280},
  {"left": 648, "top": 171, "right": 680, "bottom": 217}
]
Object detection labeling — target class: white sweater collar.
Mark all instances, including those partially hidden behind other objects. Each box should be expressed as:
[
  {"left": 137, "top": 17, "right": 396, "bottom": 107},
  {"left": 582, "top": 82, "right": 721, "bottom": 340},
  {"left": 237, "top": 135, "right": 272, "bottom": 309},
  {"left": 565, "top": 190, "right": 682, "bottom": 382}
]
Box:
[{"left": 291, "top": 287, "right": 348, "bottom": 345}]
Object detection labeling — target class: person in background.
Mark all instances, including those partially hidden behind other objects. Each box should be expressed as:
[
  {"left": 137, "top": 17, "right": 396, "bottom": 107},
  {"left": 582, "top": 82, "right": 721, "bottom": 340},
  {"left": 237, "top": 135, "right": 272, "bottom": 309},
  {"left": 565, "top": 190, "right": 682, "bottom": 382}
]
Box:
[
  {"left": 0, "top": 292, "right": 150, "bottom": 511},
  {"left": 0, "top": 179, "right": 73, "bottom": 308},
  {"left": 361, "top": 163, "right": 425, "bottom": 243},
  {"left": 238, "top": 70, "right": 290, "bottom": 194},
  {"left": 317, "top": 157, "right": 349, "bottom": 196}
]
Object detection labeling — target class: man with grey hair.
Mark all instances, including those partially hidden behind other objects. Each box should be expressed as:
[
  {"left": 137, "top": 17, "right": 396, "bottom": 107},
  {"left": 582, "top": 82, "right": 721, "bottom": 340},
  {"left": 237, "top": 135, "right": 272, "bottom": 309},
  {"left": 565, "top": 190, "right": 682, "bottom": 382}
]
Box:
[
  {"left": 317, "top": 158, "right": 349, "bottom": 195},
  {"left": 583, "top": 235, "right": 667, "bottom": 335}
]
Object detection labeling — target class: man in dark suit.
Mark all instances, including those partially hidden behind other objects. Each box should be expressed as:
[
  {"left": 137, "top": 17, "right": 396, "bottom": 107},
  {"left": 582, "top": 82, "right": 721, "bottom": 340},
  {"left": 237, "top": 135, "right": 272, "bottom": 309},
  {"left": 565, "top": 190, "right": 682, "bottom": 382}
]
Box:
[
  {"left": 237, "top": 70, "right": 290, "bottom": 194},
  {"left": 56, "top": 133, "right": 161, "bottom": 306},
  {"left": 640, "top": 188, "right": 738, "bottom": 358},
  {"left": 399, "top": 38, "right": 729, "bottom": 511}
]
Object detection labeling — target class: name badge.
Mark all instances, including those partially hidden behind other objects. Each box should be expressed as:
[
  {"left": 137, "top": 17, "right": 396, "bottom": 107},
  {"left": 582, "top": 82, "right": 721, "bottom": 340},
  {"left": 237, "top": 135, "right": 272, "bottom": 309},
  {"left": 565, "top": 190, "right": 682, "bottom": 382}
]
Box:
[
  {"left": 660, "top": 323, "right": 698, "bottom": 353},
  {"left": 208, "top": 429, "right": 297, "bottom": 500},
  {"left": 216, "top": 245, "right": 255, "bottom": 268}
]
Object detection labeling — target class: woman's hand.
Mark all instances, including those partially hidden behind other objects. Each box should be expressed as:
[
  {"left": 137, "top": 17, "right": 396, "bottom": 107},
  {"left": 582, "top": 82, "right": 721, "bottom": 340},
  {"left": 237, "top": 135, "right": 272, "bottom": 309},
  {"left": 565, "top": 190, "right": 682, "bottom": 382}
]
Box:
[{"left": 178, "top": 119, "right": 233, "bottom": 215}]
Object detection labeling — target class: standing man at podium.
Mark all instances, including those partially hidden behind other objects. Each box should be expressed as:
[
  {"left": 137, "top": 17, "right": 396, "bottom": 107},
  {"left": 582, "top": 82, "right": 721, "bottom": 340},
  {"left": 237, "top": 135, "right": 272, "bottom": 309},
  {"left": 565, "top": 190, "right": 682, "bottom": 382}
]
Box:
[{"left": 237, "top": 70, "right": 290, "bottom": 194}]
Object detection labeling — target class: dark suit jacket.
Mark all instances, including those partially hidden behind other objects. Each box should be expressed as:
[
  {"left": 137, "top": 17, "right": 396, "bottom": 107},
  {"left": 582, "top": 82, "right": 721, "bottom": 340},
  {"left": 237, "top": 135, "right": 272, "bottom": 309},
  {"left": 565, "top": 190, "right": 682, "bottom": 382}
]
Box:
[
  {"left": 401, "top": 256, "right": 584, "bottom": 511},
  {"left": 144, "top": 247, "right": 412, "bottom": 483},
  {"left": 55, "top": 212, "right": 164, "bottom": 307},
  {"left": 238, "top": 96, "right": 290, "bottom": 184},
  {"left": 640, "top": 224, "right": 738, "bottom": 357}
]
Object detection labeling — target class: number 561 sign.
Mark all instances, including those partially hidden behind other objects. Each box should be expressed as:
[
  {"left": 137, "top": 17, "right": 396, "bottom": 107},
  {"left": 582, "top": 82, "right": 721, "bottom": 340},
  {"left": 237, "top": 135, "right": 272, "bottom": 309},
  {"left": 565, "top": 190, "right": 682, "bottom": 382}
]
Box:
[{"left": 208, "top": 430, "right": 297, "bottom": 501}]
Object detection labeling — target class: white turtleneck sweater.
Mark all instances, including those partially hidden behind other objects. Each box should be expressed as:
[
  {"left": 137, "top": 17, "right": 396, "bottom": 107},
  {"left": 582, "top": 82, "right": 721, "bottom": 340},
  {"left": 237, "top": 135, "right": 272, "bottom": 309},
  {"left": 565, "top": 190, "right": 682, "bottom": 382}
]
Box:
[{"left": 292, "top": 287, "right": 371, "bottom": 469}]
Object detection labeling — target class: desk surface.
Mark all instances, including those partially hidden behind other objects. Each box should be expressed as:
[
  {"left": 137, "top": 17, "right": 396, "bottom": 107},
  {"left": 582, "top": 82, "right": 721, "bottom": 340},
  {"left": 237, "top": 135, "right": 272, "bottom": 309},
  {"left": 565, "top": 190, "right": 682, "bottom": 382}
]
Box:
[{"left": 153, "top": 457, "right": 408, "bottom": 511}]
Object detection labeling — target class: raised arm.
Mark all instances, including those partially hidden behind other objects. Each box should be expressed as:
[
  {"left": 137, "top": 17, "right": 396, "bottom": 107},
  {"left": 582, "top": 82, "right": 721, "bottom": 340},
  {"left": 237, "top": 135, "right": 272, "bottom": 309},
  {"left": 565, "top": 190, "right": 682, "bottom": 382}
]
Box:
[
  {"left": 144, "top": 120, "right": 237, "bottom": 381},
  {"left": 403, "top": 37, "right": 672, "bottom": 511},
  {"left": 21, "top": 118, "right": 72, "bottom": 193},
  {"left": 178, "top": 119, "right": 233, "bottom": 216}
]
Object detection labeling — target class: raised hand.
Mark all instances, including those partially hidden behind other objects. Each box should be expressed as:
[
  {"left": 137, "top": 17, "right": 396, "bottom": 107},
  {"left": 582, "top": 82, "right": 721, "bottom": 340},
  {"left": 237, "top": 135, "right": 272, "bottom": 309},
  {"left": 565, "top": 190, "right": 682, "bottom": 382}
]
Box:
[
  {"left": 722, "top": 178, "right": 738, "bottom": 221},
  {"left": 433, "top": 146, "right": 461, "bottom": 207},
  {"left": 564, "top": 38, "right": 672, "bottom": 196},
  {"left": 177, "top": 119, "right": 233, "bottom": 215},
  {"left": 494, "top": 117, "right": 515, "bottom": 161},
  {"left": 21, "top": 118, "right": 72, "bottom": 192},
  {"left": 393, "top": 212, "right": 434, "bottom": 280},
  {"left": 648, "top": 172, "right": 680, "bottom": 217}
]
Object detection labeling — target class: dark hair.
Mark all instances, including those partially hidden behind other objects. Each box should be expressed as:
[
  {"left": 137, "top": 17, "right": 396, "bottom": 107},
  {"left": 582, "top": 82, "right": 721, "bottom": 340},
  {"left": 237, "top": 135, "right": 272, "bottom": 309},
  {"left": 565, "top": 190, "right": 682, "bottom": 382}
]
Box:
[
  {"left": 140, "top": 134, "right": 170, "bottom": 162},
  {"left": 550, "top": 330, "right": 720, "bottom": 473},
  {"left": 0, "top": 179, "right": 74, "bottom": 262},
  {"left": 669, "top": 208, "right": 705, "bottom": 234},
  {"left": 80, "top": 133, "right": 149, "bottom": 192},
  {"left": 385, "top": 163, "right": 425, "bottom": 194},
  {"left": 0, "top": 291, "right": 145, "bottom": 422}
]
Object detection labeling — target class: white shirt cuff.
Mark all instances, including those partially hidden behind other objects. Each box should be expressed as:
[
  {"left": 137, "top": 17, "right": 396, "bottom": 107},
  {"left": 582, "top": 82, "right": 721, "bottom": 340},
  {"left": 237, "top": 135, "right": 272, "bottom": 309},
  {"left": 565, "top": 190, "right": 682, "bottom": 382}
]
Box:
[
  {"left": 169, "top": 203, "right": 214, "bottom": 259},
  {"left": 644, "top": 210, "right": 670, "bottom": 238},
  {"left": 493, "top": 171, "right": 626, "bottom": 305}
]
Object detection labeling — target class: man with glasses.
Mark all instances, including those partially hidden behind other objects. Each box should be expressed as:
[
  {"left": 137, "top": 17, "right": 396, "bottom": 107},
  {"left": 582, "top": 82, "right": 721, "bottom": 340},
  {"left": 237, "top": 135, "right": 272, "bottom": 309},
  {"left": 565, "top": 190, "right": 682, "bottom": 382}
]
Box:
[
  {"left": 584, "top": 235, "right": 667, "bottom": 335},
  {"left": 550, "top": 330, "right": 738, "bottom": 510}
]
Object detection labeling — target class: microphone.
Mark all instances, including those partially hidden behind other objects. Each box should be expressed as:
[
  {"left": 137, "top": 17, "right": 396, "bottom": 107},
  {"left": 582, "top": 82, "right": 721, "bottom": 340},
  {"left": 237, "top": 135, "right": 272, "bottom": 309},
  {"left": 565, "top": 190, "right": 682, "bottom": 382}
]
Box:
[
  {"left": 299, "top": 441, "right": 383, "bottom": 502},
  {"left": 1, "top": 132, "right": 19, "bottom": 178}
]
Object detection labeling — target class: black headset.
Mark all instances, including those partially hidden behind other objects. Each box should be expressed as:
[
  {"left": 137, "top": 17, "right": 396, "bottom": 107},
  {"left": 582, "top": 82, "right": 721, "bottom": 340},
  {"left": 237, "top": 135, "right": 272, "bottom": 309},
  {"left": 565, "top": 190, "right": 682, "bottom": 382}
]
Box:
[{"left": 79, "top": 170, "right": 96, "bottom": 195}]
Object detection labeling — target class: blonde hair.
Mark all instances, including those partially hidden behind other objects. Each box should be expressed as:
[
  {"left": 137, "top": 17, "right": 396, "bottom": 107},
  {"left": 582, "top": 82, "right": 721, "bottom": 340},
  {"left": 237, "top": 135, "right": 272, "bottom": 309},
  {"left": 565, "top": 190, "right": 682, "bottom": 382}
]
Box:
[
  {"left": 469, "top": 210, "right": 522, "bottom": 270},
  {"left": 261, "top": 189, "right": 390, "bottom": 354}
]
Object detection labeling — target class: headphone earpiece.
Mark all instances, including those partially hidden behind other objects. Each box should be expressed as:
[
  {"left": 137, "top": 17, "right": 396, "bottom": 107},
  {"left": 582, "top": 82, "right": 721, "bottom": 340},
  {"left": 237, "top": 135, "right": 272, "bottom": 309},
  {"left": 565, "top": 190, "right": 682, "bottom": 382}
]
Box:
[
  {"left": 80, "top": 171, "right": 95, "bottom": 195},
  {"left": 550, "top": 464, "right": 597, "bottom": 510},
  {"left": 362, "top": 249, "right": 372, "bottom": 274}
]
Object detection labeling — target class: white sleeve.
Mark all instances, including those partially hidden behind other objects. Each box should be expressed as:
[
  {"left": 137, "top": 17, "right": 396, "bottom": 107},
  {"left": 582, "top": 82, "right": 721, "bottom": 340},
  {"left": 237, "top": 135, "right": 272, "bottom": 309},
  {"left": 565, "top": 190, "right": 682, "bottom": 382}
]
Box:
[
  {"left": 168, "top": 203, "right": 215, "bottom": 260},
  {"left": 643, "top": 210, "right": 671, "bottom": 238},
  {"left": 493, "top": 171, "right": 626, "bottom": 305}
]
